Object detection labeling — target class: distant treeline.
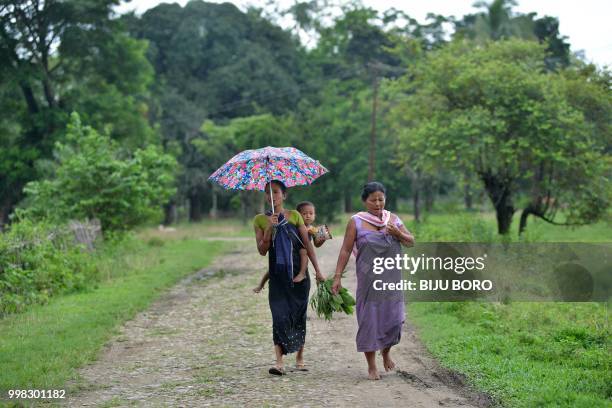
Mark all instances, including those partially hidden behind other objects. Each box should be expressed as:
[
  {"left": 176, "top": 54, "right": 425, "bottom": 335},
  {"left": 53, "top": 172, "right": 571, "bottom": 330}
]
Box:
[{"left": 1, "top": 0, "right": 609, "bottom": 235}]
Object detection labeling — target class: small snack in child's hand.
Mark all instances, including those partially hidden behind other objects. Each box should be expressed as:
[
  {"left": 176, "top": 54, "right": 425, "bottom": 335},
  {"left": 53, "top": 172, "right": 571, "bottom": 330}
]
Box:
[{"left": 313, "top": 224, "right": 332, "bottom": 241}]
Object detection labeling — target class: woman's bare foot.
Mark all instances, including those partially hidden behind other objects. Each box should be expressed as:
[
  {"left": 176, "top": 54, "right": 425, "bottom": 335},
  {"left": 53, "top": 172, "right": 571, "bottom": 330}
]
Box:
[
  {"left": 368, "top": 367, "right": 381, "bottom": 380},
  {"left": 293, "top": 272, "right": 306, "bottom": 283},
  {"left": 252, "top": 285, "right": 263, "bottom": 293},
  {"left": 381, "top": 348, "right": 396, "bottom": 371}
]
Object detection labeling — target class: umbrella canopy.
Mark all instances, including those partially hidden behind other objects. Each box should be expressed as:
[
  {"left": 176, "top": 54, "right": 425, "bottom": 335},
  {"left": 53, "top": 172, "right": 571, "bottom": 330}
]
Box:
[
  {"left": 209, "top": 146, "right": 328, "bottom": 190},
  {"left": 208, "top": 146, "right": 328, "bottom": 213}
]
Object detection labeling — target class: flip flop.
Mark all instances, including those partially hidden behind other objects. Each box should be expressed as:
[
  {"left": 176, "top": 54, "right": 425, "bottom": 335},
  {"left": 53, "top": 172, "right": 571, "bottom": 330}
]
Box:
[
  {"left": 295, "top": 364, "right": 309, "bottom": 372},
  {"left": 269, "top": 367, "right": 285, "bottom": 376}
]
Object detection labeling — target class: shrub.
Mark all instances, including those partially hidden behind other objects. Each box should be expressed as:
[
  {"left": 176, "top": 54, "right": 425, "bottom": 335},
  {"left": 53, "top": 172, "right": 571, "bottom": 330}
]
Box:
[
  {"left": 0, "top": 218, "right": 97, "bottom": 315},
  {"left": 21, "top": 112, "right": 177, "bottom": 233}
]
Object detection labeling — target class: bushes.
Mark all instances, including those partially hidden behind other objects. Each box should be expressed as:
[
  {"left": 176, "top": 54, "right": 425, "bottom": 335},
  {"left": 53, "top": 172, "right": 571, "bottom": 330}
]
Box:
[
  {"left": 1, "top": 111, "right": 178, "bottom": 315},
  {"left": 0, "top": 218, "right": 97, "bottom": 315},
  {"left": 21, "top": 112, "right": 177, "bottom": 233}
]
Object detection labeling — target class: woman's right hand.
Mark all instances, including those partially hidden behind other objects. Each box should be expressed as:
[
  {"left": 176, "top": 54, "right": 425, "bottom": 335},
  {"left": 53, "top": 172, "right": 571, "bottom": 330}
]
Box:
[
  {"left": 267, "top": 213, "right": 279, "bottom": 226},
  {"left": 331, "top": 276, "right": 342, "bottom": 294}
]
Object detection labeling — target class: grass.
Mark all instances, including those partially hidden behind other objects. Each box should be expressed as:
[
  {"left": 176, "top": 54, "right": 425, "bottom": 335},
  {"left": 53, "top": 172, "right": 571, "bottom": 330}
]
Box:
[
  {"left": 136, "top": 217, "right": 253, "bottom": 242},
  {"left": 400, "top": 211, "right": 612, "bottom": 243},
  {"left": 403, "top": 211, "right": 611, "bottom": 407},
  {"left": 410, "top": 302, "right": 610, "bottom": 407},
  {"left": 0, "top": 238, "right": 226, "bottom": 397},
  {"left": 1, "top": 210, "right": 609, "bottom": 406},
  {"left": 326, "top": 209, "right": 611, "bottom": 243}
]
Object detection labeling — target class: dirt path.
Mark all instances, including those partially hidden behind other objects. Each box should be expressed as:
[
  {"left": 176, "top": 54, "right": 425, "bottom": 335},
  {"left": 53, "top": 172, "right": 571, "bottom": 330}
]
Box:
[{"left": 66, "top": 237, "right": 491, "bottom": 407}]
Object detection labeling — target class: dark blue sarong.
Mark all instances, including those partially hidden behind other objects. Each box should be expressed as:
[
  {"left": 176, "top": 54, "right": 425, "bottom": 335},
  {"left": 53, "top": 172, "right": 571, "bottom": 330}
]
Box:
[{"left": 267, "top": 212, "right": 309, "bottom": 354}]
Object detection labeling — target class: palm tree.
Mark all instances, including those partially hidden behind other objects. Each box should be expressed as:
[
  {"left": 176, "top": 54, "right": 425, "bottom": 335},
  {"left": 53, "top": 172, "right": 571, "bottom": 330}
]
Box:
[{"left": 459, "top": 0, "right": 535, "bottom": 42}]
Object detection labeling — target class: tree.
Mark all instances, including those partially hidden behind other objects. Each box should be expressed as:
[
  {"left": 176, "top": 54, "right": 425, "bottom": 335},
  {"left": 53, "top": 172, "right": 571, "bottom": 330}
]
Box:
[
  {"left": 21, "top": 113, "right": 176, "bottom": 233},
  {"left": 517, "top": 63, "right": 611, "bottom": 233},
  {"left": 195, "top": 113, "right": 298, "bottom": 222},
  {"left": 0, "top": 0, "right": 156, "bottom": 225},
  {"left": 456, "top": 0, "right": 527, "bottom": 41},
  {"left": 454, "top": 0, "right": 571, "bottom": 69},
  {"left": 123, "top": 1, "right": 306, "bottom": 220},
  {"left": 388, "top": 39, "right": 610, "bottom": 235}
]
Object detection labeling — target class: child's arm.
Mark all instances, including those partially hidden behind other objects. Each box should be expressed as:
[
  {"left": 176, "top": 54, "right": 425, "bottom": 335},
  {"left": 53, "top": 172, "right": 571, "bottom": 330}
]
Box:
[{"left": 253, "top": 271, "right": 269, "bottom": 293}]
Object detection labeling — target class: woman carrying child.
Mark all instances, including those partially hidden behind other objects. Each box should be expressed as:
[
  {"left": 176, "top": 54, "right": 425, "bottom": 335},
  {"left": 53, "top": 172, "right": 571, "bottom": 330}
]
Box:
[{"left": 252, "top": 180, "right": 325, "bottom": 375}]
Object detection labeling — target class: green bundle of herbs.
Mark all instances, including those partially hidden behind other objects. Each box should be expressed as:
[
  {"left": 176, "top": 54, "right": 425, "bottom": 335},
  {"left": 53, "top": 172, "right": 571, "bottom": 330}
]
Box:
[{"left": 310, "top": 275, "right": 356, "bottom": 321}]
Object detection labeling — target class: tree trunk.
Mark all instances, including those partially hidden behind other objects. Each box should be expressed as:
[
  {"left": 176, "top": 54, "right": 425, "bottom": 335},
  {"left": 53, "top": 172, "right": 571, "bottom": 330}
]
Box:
[
  {"left": 518, "top": 206, "right": 534, "bottom": 235},
  {"left": 209, "top": 187, "right": 218, "bottom": 219},
  {"left": 0, "top": 185, "right": 21, "bottom": 228},
  {"left": 188, "top": 192, "right": 203, "bottom": 222},
  {"left": 424, "top": 181, "right": 435, "bottom": 212},
  {"left": 20, "top": 81, "right": 39, "bottom": 114},
  {"left": 344, "top": 192, "right": 353, "bottom": 213},
  {"left": 481, "top": 172, "right": 514, "bottom": 234},
  {"left": 413, "top": 187, "right": 420, "bottom": 223},
  {"left": 240, "top": 192, "right": 248, "bottom": 225},
  {"left": 409, "top": 169, "right": 421, "bottom": 222},
  {"left": 163, "top": 200, "right": 177, "bottom": 225},
  {"left": 42, "top": 77, "right": 56, "bottom": 109},
  {"left": 464, "top": 179, "right": 473, "bottom": 210},
  {"left": 0, "top": 197, "right": 14, "bottom": 229},
  {"left": 368, "top": 65, "right": 379, "bottom": 181}
]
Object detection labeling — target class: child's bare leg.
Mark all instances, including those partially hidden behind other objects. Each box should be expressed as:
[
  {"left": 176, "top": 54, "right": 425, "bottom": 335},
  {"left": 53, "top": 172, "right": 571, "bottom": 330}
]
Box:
[
  {"left": 381, "top": 346, "right": 396, "bottom": 371},
  {"left": 293, "top": 249, "right": 308, "bottom": 283},
  {"left": 364, "top": 351, "right": 380, "bottom": 380}
]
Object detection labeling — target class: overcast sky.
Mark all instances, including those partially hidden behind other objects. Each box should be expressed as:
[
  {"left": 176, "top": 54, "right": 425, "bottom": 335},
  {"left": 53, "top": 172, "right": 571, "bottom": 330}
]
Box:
[{"left": 115, "top": 0, "right": 611, "bottom": 67}]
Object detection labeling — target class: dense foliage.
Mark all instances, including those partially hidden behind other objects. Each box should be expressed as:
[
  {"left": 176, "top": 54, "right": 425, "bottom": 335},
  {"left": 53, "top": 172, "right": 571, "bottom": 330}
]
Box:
[
  {"left": 1, "top": 0, "right": 609, "bottom": 233},
  {"left": 0, "top": 218, "right": 97, "bottom": 315},
  {"left": 386, "top": 40, "right": 610, "bottom": 234},
  {"left": 0, "top": 0, "right": 156, "bottom": 223},
  {"left": 20, "top": 113, "right": 177, "bottom": 232}
]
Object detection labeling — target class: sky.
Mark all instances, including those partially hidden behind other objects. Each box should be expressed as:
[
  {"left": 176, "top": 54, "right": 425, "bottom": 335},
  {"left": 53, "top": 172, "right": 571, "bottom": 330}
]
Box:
[{"left": 114, "top": 0, "right": 612, "bottom": 67}]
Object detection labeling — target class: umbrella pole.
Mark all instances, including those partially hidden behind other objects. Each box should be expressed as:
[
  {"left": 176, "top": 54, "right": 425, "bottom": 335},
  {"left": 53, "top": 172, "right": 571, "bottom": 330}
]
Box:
[
  {"left": 269, "top": 180, "right": 275, "bottom": 214},
  {"left": 266, "top": 157, "right": 274, "bottom": 215}
]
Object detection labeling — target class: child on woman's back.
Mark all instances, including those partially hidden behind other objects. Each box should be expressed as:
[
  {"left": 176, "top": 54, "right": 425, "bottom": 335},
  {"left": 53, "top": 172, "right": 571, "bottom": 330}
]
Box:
[{"left": 253, "top": 202, "right": 328, "bottom": 292}]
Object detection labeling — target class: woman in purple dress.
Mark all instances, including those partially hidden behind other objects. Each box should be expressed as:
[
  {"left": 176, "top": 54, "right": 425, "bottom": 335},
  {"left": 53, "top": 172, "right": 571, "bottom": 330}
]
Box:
[{"left": 332, "top": 182, "right": 415, "bottom": 380}]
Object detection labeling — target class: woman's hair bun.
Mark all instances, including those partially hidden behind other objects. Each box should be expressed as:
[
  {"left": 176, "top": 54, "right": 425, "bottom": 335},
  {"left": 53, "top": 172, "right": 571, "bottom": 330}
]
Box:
[{"left": 361, "top": 181, "right": 386, "bottom": 201}]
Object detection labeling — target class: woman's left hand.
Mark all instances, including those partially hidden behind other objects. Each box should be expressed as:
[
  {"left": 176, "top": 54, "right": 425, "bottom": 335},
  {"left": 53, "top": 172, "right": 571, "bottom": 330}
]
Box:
[{"left": 386, "top": 223, "right": 402, "bottom": 239}]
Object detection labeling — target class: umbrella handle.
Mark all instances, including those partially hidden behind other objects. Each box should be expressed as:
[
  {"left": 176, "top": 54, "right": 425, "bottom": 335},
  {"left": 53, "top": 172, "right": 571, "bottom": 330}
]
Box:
[
  {"left": 266, "top": 157, "right": 274, "bottom": 215},
  {"left": 269, "top": 180, "right": 274, "bottom": 214}
]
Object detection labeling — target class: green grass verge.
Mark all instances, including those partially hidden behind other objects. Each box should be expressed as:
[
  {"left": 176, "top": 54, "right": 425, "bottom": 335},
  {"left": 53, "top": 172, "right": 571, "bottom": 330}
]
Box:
[
  {"left": 0, "top": 239, "right": 226, "bottom": 395},
  {"left": 410, "top": 302, "right": 611, "bottom": 407},
  {"left": 401, "top": 211, "right": 612, "bottom": 243},
  {"left": 404, "top": 212, "right": 611, "bottom": 407},
  {"left": 136, "top": 217, "right": 253, "bottom": 241}
]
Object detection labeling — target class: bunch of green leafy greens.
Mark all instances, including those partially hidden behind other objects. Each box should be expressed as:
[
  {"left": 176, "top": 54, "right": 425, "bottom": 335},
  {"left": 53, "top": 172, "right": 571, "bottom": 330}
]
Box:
[{"left": 310, "top": 274, "right": 356, "bottom": 321}]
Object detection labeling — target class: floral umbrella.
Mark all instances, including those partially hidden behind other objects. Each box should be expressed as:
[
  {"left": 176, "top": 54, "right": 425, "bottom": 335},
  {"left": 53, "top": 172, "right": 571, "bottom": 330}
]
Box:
[{"left": 208, "top": 146, "right": 328, "bottom": 213}]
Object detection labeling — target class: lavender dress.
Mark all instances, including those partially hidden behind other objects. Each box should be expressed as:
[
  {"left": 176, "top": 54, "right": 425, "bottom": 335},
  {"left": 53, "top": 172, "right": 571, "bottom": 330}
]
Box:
[{"left": 353, "top": 215, "right": 405, "bottom": 352}]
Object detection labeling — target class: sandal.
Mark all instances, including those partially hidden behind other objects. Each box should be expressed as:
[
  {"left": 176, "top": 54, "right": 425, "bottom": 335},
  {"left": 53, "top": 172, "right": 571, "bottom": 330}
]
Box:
[
  {"left": 295, "top": 364, "right": 309, "bottom": 372},
  {"left": 269, "top": 366, "right": 286, "bottom": 376}
]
